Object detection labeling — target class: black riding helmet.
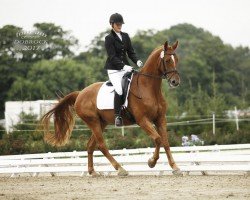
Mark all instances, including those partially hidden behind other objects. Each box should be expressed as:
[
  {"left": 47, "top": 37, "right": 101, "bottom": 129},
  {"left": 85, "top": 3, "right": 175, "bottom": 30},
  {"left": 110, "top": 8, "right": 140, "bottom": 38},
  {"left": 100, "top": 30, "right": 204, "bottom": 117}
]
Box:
[{"left": 109, "top": 13, "right": 125, "bottom": 24}]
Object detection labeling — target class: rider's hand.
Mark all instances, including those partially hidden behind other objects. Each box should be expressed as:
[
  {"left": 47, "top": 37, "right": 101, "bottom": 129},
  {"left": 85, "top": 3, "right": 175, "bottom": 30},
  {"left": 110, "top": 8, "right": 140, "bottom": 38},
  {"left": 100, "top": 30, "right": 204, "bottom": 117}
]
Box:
[
  {"left": 123, "top": 65, "right": 133, "bottom": 72},
  {"left": 137, "top": 60, "right": 143, "bottom": 67}
]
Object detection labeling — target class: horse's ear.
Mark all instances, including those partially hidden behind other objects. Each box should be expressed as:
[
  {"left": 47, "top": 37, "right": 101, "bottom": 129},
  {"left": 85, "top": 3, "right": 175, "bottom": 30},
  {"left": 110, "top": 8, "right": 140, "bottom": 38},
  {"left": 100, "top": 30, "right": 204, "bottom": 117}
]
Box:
[
  {"left": 164, "top": 41, "right": 169, "bottom": 51},
  {"left": 172, "top": 40, "right": 179, "bottom": 50}
]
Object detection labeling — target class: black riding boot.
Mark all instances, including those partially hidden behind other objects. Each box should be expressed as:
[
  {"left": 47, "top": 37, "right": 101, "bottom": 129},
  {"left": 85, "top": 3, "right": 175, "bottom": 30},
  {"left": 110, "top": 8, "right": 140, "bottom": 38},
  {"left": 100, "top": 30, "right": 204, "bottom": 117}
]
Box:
[{"left": 114, "top": 92, "right": 123, "bottom": 127}]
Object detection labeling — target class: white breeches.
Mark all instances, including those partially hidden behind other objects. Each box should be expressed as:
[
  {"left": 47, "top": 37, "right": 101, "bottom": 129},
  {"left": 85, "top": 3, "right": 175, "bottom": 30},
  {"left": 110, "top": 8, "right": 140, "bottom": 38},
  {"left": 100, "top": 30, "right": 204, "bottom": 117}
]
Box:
[{"left": 107, "top": 70, "right": 127, "bottom": 95}]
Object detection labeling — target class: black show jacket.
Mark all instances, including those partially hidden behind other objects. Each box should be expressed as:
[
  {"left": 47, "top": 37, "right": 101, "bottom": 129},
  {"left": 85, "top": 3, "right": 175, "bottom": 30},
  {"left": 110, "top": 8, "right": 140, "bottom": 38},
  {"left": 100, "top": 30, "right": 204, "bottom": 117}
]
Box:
[{"left": 104, "top": 30, "right": 138, "bottom": 70}]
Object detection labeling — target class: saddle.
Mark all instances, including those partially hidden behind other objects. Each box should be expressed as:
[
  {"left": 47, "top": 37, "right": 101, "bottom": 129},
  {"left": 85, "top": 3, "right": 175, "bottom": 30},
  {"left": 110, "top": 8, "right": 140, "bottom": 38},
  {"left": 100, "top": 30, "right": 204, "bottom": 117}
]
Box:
[
  {"left": 106, "top": 71, "right": 133, "bottom": 105},
  {"left": 104, "top": 72, "right": 135, "bottom": 122},
  {"left": 97, "top": 72, "right": 133, "bottom": 111}
]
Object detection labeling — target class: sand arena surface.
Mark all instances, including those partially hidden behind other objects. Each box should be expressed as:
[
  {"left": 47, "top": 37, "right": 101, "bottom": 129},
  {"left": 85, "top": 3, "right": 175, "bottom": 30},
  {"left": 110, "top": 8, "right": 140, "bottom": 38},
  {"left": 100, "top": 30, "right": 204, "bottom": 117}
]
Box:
[{"left": 0, "top": 175, "right": 249, "bottom": 200}]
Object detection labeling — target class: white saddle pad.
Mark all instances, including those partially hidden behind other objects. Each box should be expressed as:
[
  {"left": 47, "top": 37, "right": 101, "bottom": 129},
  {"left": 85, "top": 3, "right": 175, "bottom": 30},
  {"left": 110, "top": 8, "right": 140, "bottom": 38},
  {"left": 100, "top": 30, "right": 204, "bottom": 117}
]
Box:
[{"left": 97, "top": 75, "right": 133, "bottom": 110}]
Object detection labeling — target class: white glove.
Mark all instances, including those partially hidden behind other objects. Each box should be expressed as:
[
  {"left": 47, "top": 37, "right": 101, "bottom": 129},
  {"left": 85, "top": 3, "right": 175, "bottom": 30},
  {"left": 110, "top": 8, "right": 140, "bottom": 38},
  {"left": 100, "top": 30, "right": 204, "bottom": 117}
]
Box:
[
  {"left": 123, "top": 65, "right": 133, "bottom": 72},
  {"left": 137, "top": 60, "right": 143, "bottom": 67}
]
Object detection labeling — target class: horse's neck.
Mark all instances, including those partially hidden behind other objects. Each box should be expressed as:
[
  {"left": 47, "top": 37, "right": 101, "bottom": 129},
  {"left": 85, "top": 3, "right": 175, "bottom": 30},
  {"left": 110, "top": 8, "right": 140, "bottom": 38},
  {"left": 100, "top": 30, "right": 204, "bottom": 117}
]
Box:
[
  {"left": 136, "top": 48, "right": 163, "bottom": 95},
  {"left": 140, "top": 48, "right": 162, "bottom": 76}
]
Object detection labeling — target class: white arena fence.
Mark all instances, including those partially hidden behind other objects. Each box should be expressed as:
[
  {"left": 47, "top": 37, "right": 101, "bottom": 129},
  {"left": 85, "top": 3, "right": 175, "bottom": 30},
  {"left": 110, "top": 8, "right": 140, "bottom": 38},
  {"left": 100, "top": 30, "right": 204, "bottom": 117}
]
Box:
[{"left": 0, "top": 144, "right": 249, "bottom": 177}]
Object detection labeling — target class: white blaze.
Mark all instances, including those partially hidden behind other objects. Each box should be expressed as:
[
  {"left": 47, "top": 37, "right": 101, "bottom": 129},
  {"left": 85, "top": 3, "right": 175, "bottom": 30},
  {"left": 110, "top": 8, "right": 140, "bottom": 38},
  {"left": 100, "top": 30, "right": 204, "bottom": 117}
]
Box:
[{"left": 171, "top": 55, "right": 175, "bottom": 66}]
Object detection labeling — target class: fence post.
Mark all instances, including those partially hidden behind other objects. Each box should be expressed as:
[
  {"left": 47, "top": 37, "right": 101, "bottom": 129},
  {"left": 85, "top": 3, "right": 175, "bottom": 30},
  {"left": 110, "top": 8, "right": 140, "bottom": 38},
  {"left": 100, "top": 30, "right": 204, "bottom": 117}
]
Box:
[
  {"left": 234, "top": 106, "right": 239, "bottom": 131},
  {"left": 213, "top": 113, "right": 215, "bottom": 135},
  {"left": 121, "top": 126, "right": 125, "bottom": 137}
]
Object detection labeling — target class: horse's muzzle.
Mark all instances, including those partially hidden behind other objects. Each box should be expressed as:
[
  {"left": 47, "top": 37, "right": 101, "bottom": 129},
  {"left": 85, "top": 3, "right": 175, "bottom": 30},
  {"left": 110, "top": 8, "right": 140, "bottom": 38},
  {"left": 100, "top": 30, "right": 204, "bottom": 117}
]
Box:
[{"left": 169, "top": 75, "right": 180, "bottom": 88}]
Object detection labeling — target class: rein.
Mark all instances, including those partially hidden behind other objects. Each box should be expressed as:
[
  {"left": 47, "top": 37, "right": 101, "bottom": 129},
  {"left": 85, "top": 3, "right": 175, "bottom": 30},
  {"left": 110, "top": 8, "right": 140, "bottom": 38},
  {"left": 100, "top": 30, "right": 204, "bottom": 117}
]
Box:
[
  {"left": 130, "top": 51, "right": 179, "bottom": 99},
  {"left": 133, "top": 51, "right": 179, "bottom": 82}
]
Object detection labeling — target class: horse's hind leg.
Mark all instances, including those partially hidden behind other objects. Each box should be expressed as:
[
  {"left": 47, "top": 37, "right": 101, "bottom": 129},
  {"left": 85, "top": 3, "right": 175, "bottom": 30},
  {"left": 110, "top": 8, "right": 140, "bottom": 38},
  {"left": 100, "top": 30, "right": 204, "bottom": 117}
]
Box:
[
  {"left": 87, "top": 123, "right": 107, "bottom": 176},
  {"left": 87, "top": 134, "right": 98, "bottom": 176},
  {"left": 87, "top": 119, "right": 128, "bottom": 176}
]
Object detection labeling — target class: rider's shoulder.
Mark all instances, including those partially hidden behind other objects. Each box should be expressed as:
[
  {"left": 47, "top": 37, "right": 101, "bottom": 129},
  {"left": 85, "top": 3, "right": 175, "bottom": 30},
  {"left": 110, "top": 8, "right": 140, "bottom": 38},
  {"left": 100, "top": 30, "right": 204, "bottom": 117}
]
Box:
[
  {"left": 105, "top": 31, "right": 115, "bottom": 39},
  {"left": 121, "top": 32, "right": 129, "bottom": 36},
  {"left": 121, "top": 32, "right": 130, "bottom": 39},
  {"left": 105, "top": 31, "right": 129, "bottom": 40},
  {"left": 105, "top": 33, "right": 113, "bottom": 41}
]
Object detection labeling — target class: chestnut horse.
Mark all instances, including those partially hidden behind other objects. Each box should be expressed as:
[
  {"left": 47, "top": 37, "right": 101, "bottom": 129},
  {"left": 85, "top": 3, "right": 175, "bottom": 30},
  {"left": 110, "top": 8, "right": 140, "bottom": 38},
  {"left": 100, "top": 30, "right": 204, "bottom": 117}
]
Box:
[{"left": 41, "top": 41, "right": 182, "bottom": 176}]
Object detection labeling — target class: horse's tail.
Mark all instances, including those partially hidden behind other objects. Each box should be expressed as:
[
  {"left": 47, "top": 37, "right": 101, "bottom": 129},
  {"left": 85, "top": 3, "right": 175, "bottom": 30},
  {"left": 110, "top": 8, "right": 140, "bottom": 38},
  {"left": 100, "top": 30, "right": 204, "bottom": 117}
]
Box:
[{"left": 41, "top": 91, "right": 79, "bottom": 147}]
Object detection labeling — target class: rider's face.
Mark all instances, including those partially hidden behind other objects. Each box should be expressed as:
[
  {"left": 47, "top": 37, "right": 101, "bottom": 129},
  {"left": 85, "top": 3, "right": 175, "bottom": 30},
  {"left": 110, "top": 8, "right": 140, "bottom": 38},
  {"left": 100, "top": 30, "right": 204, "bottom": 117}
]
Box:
[{"left": 112, "top": 23, "right": 122, "bottom": 33}]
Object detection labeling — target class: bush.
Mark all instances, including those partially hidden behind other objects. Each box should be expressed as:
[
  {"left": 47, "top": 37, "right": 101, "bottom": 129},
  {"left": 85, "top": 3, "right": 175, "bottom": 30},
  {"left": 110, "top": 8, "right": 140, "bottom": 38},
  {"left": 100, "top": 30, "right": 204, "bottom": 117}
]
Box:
[{"left": 0, "top": 111, "right": 249, "bottom": 155}]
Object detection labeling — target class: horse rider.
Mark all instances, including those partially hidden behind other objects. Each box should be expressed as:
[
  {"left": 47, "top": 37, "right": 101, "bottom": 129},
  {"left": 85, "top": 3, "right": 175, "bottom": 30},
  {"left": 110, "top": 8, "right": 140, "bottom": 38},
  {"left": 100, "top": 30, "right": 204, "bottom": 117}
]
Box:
[{"left": 104, "top": 13, "right": 143, "bottom": 127}]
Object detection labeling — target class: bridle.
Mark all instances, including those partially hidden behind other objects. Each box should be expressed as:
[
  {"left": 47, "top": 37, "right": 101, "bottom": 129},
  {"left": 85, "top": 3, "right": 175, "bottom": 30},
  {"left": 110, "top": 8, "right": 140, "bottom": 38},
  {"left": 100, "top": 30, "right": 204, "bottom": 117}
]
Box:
[
  {"left": 161, "top": 50, "right": 179, "bottom": 81},
  {"left": 134, "top": 49, "right": 179, "bottom": 83},
  {"left": 130, "top": 47, "right": 179, "bottom": 99}
]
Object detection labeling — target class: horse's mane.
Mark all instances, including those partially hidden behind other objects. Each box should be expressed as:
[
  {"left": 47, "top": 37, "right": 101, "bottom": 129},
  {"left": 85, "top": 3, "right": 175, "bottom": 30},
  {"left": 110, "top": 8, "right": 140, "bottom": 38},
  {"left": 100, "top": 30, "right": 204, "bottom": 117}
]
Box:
[
  {"left": 143, "top": 45, "right": 163, "bottom": 66},
  {"left": 150, "top": 45, "right": 163, "bottom": 56}
]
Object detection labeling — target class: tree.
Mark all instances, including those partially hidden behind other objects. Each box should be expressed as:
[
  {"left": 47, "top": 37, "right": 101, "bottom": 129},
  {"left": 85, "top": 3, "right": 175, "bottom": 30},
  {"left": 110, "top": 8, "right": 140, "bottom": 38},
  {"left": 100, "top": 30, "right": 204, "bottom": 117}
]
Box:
[
  {"left": 32, "top": 23, "right": 78, "bottom": 60},
  {"left": 85, "top": 29, "right": 110, "bottom": 58},
  {"left": 0, "top": 23, "right": 78, "bottom": 117},
  {"left": 7, "top": 59, "right": 99, "bottom": 100},
  {"left": 0, "top": 25, "right": 24, "bottom": 118}
]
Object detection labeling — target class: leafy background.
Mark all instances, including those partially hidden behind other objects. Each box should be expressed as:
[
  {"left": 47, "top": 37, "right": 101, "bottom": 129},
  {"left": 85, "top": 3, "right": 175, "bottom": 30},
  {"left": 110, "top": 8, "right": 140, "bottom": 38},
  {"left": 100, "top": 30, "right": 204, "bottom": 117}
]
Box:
[{"left": 0, "top": 23, "right": 249, "bottom": 154}]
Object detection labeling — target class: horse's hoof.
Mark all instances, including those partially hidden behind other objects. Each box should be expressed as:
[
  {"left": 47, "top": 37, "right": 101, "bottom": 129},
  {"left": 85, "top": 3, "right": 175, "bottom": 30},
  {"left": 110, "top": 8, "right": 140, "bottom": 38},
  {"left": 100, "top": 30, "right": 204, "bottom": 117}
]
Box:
[
  {"left": 90, "top": 171, "right": 102, "bottom": 177},
  {"left": 118, "top": 167, "right": 129, "bottom": 176},
  {"left": 172, "top": 169, "right": 183, "bottom": 176},
  {"left": 148, "top": 157, "right": 156, "bottom": 168}
]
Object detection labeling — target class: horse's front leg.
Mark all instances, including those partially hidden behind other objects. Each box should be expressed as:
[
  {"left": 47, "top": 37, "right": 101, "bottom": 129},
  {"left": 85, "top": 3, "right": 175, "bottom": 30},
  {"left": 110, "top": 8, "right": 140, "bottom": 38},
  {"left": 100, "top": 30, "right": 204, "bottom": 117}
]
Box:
[
  {"left": 155, "top": 116, "right": 182, "bottom": 175},
  {"left": 148, "top": 144, "right": 160, "bottom": 168},
  {"left": 138, "top": 118, "right": 162, "bottom": 168}
]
